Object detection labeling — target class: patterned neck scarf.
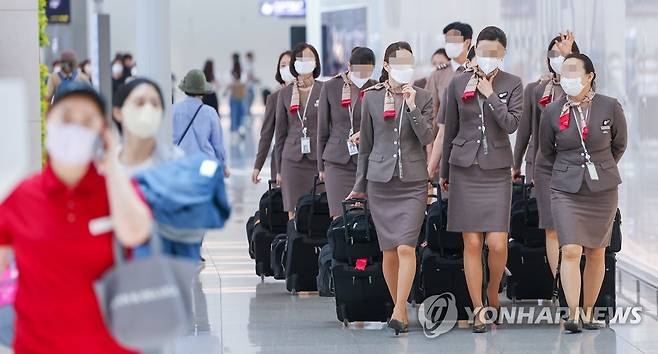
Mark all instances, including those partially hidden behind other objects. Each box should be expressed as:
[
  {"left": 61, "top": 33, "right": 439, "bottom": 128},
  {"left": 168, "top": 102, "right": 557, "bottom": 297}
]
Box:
[
  {"left": 289, "top": 76, "right": 315, "bottom": 113},
  {"left": 362, "top": 80, "right": 404, "bottom": 120},
  {"left": 559, "top": 89, "right": 595, "bottom": 139},
  {"left": 539, "top": 74, "right": 561, "bottom": 107},
  {"left": 339, "top": 72, "right": 369, "bottom": 107},
  {"left": 461, "top": 66, "right": 497, "bottom": 102}
]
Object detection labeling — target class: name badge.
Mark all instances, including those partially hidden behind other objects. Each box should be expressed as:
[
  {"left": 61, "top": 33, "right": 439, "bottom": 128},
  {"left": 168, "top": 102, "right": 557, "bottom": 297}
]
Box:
[
  {"left": 301, "top": 136, "right": 311, "bottom": 154},
  {"left": 586, "top": 161, "right": 599, "bottom": 181},
  {"left": 498, "top": 91, "right": 508, "bottom": 104},
  {"left": 347, "top": 141, "right": 359, "bottom": 156},
  {"left": 89, "top": 216, "right": 113, "bottom": 236},
  {"left": 601, "top": 119, "right": 611, "bottom": 133},
  {"left": 314, "top": 99, "right": 319, "bottom": 108}
]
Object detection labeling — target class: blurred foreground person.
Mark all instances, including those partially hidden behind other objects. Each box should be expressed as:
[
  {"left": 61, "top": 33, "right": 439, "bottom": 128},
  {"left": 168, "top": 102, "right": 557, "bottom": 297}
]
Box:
[{"left": 0, "top": 83, "right": 151, "bottom": 353}]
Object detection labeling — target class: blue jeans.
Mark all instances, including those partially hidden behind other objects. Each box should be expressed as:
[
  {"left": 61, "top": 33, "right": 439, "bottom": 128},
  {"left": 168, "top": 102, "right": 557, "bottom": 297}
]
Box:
[
  {"left": 134, "top": 236, "right": 202, "bottom": 261},
  {"left": 230, "top": 98, "right": 245, "bottom": 132},
  {"left": 0, "top": 305, "right": 14, "bottom": 347}
]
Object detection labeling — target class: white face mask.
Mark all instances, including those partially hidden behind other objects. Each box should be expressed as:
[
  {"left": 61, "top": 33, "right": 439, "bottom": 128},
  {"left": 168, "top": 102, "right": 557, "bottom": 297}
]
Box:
[
  {"left": 389, "top": 66, "right": 414, "bottom": 84},
  {"left": 549, "top": 56, "right": 565, "bottom": 75},
  {"left": 45, "top": 121, "right": 98, "bottom": 166},
  {"left": 112, "top": 63, "right": 123, "bottom": 76},
  {"left": 560, "top": 76, "right": 586, "bottom": 96},
  {"left": 445, "top": 42, "right": 464, "bottom": 59},
  {"left": 477, "top": 57, "right": 503, "bottom": 75},
  {"left": 349, "top": 72, "right": 370, "bottom": 88},
  {"left": 121, "top": 103, "right": 163, "bottom": 138},
  {"left": 53, "top": 66, "right": 61, "bottom": 74},
  {"left": 294, "top": 60, "right": 316, "bottom": 75},
  {"left": 280, "top": 65, "right": 294, "bottom": 84}
]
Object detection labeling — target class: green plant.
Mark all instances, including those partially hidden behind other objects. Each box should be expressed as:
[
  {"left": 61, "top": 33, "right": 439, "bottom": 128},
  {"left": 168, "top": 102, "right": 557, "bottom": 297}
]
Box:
[{"left": 39, "top": 0, "right": 49, "bottom": 166}]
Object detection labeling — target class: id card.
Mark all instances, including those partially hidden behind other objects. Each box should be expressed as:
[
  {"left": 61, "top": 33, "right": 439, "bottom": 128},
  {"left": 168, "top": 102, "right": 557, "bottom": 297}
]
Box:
[
  {"left": 586, "top": 161, "right": 599, "bottom": 181},
  {"left": 301, "top": 136, "right": 311, "bottom": 154},
  {"left": 347, "top": 141, "right": 359, "bottom": 156}
]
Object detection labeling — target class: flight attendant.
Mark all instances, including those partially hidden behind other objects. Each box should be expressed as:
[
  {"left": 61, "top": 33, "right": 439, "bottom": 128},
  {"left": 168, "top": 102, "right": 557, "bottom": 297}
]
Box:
[
  {"left": 317, "top": 47, "right": 377, "bottom": 218},
  {"left": 274, "top": 43, "right": 324, "bottom": 217},
  {"left": 440, "top": 26, "right": 523, "bottom": 332},
  {"left": 252, "top": 50, "right": 293, "bottom": 184},
  {"left": 539, "top": 53, "right": 627, "bottom": 333},
  {"left": 347, "top": 41, "right": 435, "bottom": 335},
  {"left": 514, "top": 32, "right": 579, "bottom": 277}
]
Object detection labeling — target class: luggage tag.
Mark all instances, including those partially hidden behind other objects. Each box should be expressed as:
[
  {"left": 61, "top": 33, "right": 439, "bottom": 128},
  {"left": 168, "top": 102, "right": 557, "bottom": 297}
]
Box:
[
  {"left": 586, "top": 161, "right": 599, "bottom": 181},
  {"left": 346, "top": 128, "right": 358, "bottom": 156},
  {"left": 300, "top": 127, "right": 311, "bottom": 154}
]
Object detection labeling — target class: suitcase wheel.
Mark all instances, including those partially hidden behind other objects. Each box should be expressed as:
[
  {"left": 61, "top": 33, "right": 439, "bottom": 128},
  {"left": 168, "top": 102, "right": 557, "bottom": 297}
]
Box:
[
  {"left": 260, "top": 274, "right": 265, "bottom": 282},
  {"left": 343, "top": 319, "right": 350, "bottom": 328}
]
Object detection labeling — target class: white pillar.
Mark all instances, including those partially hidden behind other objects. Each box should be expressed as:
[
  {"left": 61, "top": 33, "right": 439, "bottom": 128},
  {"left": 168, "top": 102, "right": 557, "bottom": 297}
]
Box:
[
  {"left": 0, "top": 1, "right": 41, "bottom": 173},
  {"left": 136, "top": 0, "right": 172, "bottom": 144},
  {"left": 306, "top": 0, "right": 323, "bottom": 62}
]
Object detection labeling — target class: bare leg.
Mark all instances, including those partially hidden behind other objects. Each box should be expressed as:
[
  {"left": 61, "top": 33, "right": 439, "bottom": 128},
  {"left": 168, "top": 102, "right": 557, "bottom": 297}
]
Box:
[
  {"left": 582, "top": 247, "right": 606, "bottom": 322},
  {"left": 382, "top": 249, "right": 399, "bottom": 307},
  {"left": 545, "top": 229, "right": 560, "bottom": 277},
  {"left": 485, "top": 232, "right": 508, "bottom": 309},
  {"left": 393, "top": 245, "right": 416, "bottom": 324},
  {"left": 463, "top": 232, "right": 485, "bottom": 325},
  {"left": 560, "top": 244, "right": 583, "bottom": 320}
]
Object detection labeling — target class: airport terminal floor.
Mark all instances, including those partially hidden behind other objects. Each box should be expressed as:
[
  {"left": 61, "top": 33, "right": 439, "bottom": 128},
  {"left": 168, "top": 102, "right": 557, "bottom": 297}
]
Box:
[{"left": 156, "top": 117, "right": 658, "bottom": 354}]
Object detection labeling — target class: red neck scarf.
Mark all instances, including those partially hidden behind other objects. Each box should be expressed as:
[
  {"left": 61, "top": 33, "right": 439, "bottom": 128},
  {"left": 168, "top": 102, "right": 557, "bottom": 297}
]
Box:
[{"left": 559, "top": 89, "right": 595, "bottom": 139}]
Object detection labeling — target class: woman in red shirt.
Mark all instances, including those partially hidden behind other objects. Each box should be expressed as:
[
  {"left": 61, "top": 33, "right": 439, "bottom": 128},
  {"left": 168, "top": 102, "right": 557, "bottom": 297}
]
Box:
[{"left": 0, "top": 83, "right": 152, "bottom": 353}]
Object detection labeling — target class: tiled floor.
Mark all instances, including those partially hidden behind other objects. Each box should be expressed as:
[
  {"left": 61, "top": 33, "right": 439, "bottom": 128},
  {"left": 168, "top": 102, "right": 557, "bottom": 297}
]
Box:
[{"left": 170, "top": 117, "right": 658, "bottom": 354}]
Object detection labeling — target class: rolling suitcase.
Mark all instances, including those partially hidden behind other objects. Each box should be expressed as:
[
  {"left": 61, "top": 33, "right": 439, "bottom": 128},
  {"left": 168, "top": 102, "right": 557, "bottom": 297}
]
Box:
[
  {"left": 421, "top": 248, "right": 473, "bottom": 321},
  {"left": 252, "top": 223, "right": 275, "bottom": 279},
  {"left": 294, "top": 176, "right": 331, "bottom": 239},
  {"left": 506, "top": 179, "right": 552, "bottom": 301},
  {"left": 333, "top": 260, "right": 393, "bottom": 326},
  {"left": 259, "top": 180, "right": 288, "bottom": 234},
  {"left": 285, "top": 220, "right": 326, "bottom": 293},
  {"left": 327, "top": 199, "right": 380, "bottom": 265},
  {"left": 245, "top": 211, "right": 259, "bottom": 259},
  {"left": 316, "top": 244, "right": 334, "bottom": 297},
  {"left": 270, "top": 234, "right": 288, "bottom": 280},
  {"left": 425, "top": 188, "right": 463, "bottom": 253}
]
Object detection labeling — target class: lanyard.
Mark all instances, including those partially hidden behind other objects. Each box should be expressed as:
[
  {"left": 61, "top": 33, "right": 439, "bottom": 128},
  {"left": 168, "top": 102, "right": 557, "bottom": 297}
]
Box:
[
  {"left": 396, "top": 101, "right": 405, "bottom": 178},
  {"left": 573, "top": 106, "right": 592, "bottom": 162},
  {"left": 477, "top": 95, "right": 489, "bottom": 155},
  {"left": 347, "top": 96, "right": 356, "bottom": 136},
  {"left": 296, "top": 84, "right": 314, "bottom": 137}
]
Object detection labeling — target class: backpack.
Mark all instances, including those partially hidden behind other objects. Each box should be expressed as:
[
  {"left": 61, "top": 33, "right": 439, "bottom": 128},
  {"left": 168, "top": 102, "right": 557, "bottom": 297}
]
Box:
[{"left": 53, "top": 71, "right": 79, "bottom": 101}]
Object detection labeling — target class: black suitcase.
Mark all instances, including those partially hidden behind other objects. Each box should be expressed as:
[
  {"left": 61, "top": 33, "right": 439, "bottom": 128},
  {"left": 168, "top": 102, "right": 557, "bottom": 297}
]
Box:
[
  {"left": 425, "top": 189, "right": 463, "bottom": 254},
  {"left": 421, "top": 247, "right": 472, "bottom": 321},
  {"left": 259, "top": 180, "right": 288, "bottom": 234},
  {"left": 294, "top": 176, "right": 331, "bottom": 240},
  {"left": 333, "top": 260, "right": 393, "bottom": 325},
  {"left": 510, "top": 179, "right": 545, "bottom": 247},
  {"left": 506, "top": 239, "right": 554, "bottom": 301},
  {"left": 270, "top": 234, "right": 288, "bottom": 280},
  {"left": 556, "top": 251, "right": 617, "bottom": 324},
  {"left": 608, "top": 209, "right": 622, "bottom": 253},
  {"left": 317, "top": 244, "right": 334, "bottom": 297},
  {"left": 327, "top": 199, "right": 381, "bottom": 264},
  {"left": 246, "top": 211, "right": 259, "bottom": 259},
  {"left": 252, "top": 223, "right": 275, "bottom": 279},
  {"left": 285, "top": 220, "right": 327, "bottom": 293}
]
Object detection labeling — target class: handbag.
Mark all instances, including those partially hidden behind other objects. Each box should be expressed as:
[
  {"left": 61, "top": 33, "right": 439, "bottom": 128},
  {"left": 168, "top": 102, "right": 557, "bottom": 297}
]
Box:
[
  {"left": 176, "top": 104, "right": 204, "bottom": 146},
  {"left": 94, "top": 231, "right": 197, "bottom": 350}
]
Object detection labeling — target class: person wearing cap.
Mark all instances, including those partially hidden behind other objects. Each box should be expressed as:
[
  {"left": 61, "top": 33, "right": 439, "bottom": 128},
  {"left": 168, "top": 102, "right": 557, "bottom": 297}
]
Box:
[
  {"left": 46, "top": 51, "right": 91, "bottom": 103},
  {"left": 173, "top": 69, "right": 229, "bottom": 177},
  {"left": 0, "top": 82, "right": 151, "bottom": 353}
]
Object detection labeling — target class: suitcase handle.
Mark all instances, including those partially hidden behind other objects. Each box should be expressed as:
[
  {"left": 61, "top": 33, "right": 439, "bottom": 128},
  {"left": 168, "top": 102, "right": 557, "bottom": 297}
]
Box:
[{"left": 340, "top": 198, "right": 373, "bottom": 244}]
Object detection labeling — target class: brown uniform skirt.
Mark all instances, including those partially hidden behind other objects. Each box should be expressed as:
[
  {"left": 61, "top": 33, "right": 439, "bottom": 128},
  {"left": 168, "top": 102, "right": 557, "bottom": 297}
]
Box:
[
  {"left": 280, "top": 157, "right": 318, "bottom": 211},
  {"left": 551, "top": 183, "right": 618, "bottom": 249},
  {"left": 524, "top": 161, "right": 534, "bottom": 182},
  {"left": 447, "top": 165, "right": 512, "bottom": 233},
  {"left": 533, "top": 163, "right": 554, "bottom": 229},
  {"left": 324, "top": 160, "right": 357, "bottom": 217},
  {"left": 367, "top": 177, "right": 427, "bottom": 251}
]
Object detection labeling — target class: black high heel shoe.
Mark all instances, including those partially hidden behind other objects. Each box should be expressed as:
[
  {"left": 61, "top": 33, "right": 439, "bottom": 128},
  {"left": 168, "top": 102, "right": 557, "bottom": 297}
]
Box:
[
  {"left": 582, "top": 320, "right": 602, "bottom": 330},
  {"left": 387, "top": 319, "right": 409, "bottom": 335},
  {"left": 472, "top": 307, "right": 489, "bottom": 333},
  {"left": 564, "top": 319, "right": 582, "bottom": 333}
]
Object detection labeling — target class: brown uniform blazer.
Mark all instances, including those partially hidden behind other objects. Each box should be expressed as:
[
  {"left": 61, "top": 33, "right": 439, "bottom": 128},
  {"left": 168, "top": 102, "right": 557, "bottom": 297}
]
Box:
[
  {"left": 274, "top": 80, "right": 324, "bottom": 171},
  {"left": 532, "top": 80, "right": 565, "bottom": 168},
  {"left": 513, "top": 80, "right": 540, "bottom": 170},
  {"left": 441, "top": 70, "right": 524, "bottom": 180},
  {"left": 353, "top": 85, "right": 436, "bottom": 193},
  {"left": 539, "top": 94, "right": 627, "bottom": 193},
  {"left": 254, "top": 88, "right": 282, "bottom": 173},
  {"left": 425, "top": 62, "right": 462, "bottom": 122},
  {"left": 317, "top": 76, "right": 377, "bottom": 171}
]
